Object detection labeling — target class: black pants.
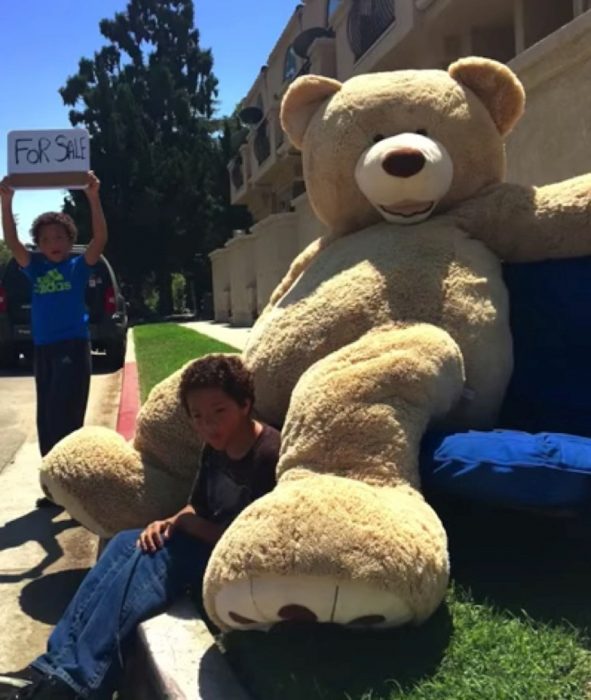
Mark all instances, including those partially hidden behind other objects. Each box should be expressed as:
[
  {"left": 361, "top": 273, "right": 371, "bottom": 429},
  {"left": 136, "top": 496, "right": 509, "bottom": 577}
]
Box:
[{"left": 34, "top": 339, "right": 91, "bottom": 457}]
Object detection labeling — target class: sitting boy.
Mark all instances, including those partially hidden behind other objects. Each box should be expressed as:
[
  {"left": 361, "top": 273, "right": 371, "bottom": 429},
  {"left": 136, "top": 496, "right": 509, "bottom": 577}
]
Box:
[{"left": 0, "top": 354, "right": 280, "bottom": 699}]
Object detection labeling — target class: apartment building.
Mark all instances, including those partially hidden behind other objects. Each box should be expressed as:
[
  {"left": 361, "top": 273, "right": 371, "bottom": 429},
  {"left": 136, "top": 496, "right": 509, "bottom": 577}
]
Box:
[{"left": 211, "top": 0, "right": 591, "bottom": 325}]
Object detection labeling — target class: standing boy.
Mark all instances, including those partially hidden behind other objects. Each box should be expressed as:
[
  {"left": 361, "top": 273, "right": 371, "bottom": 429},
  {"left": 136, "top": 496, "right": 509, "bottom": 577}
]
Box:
[
  {"left": 0, "top": 173, "right": 107, "bottom": 505},
  {"left": 0, "top": 354, "right": 281, "bottom": 699}
]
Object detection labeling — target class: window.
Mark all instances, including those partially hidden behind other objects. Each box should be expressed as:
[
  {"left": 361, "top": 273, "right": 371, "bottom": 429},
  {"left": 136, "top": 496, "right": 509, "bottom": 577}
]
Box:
[
  {"left": 327, "top": 0, "right": 342, "bottom": 21},
  {"left": 347, "top": 0, "right": 396, "bottom": 61},
  {"left": 283, "top": 46, "right": 298, "bottom": 82}
]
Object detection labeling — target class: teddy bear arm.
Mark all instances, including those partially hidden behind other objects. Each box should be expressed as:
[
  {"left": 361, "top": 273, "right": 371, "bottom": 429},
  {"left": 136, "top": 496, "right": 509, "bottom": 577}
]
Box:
[
  {"left": 266, "top": 234, "right": 334, "bottom": 308},
  {"left": 455, "top": 174, "right": 591, "bottom": 262},
  {"left": 40, "top": 426, "right": 192, "bottom": 538},
  {"left": 277, "top": 322, "right": 465, "bottom": 487}
]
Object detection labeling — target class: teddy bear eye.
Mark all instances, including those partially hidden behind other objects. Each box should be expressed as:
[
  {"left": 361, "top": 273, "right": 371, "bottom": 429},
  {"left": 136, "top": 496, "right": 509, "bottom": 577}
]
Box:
[
  {"left": 372, "top": 134, "right": 386, "bottom": 144},
  {"left": 416, "top": 128, "right": 428, "bottom": 136}
]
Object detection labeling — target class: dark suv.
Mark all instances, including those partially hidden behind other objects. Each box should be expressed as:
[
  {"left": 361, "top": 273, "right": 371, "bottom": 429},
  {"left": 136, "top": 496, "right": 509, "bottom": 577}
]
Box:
[{"left": 0, "top": 246, "right": 128, "bottom": 369}]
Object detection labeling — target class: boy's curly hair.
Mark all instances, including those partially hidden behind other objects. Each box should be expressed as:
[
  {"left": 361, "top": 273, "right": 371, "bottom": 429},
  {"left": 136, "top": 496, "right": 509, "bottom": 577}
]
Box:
[
  {"left": 31, "top": 212, "right": 78, "bottom": 246},
  {"left": 179, "top": 354, "right": 255, "bottom": 413}
]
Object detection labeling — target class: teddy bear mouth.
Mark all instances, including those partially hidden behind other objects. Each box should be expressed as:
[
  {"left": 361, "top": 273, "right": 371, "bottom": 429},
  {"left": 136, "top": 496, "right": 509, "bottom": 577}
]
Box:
[{"left": 379, "top": 200, "right": 435, "bottom": 217}]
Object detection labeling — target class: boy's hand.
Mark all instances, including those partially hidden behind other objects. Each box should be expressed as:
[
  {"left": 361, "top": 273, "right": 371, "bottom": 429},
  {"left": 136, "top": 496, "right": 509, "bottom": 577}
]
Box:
[
  {"left": 84, "top": 171, "right": 100, "bottom": 199},
  {"left": 0, "top": 177, "right": 14, "bottom": 203},
  {"left": 137, "top": 518, "right": 176, "bottom": 553}
]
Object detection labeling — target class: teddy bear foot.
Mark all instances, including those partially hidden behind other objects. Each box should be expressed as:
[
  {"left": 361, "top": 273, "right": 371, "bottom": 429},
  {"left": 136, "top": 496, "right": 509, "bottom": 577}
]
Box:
[
  {"left": 213, "top": 574, "right": 413, "bottom": 630},
  {"left": 204, "top": 473, "right": 449, "bottom": 631}
]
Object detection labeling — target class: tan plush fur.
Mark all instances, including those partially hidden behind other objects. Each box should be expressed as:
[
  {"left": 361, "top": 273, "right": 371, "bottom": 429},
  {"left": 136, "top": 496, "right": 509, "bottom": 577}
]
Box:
[
  {"left": 40, "top": 57, "right": 591, "bottom": 630},
  {"left": 40, "top": 363, "right": 202, "bottom": 538},
  {"left": 202, "top": 58, "right": 591, "bottom": 630}
]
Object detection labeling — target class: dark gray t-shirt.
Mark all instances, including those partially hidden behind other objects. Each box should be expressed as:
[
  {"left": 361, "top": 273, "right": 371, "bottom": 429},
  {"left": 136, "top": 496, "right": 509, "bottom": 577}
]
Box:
[{"left": 188, "top": 423, "right": 280, "bottom": 527}]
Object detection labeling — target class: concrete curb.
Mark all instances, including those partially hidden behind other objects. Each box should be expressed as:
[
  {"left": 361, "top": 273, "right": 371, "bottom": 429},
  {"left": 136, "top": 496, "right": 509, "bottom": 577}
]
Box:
[
  {"left": 116, "top": 331, "right": 140, "bottom": 440},
  {"left": 117, "top": 325, "right": 251, "bottom": 700}
]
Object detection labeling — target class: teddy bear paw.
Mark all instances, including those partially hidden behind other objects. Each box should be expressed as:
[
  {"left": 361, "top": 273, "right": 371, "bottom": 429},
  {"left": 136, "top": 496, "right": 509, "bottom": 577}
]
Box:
[
  {"left": 204, "top": 473, "right": 449, "bottom": 631},
  {"left": 213, "top": 574, "right": 413, "bottom": 630}
]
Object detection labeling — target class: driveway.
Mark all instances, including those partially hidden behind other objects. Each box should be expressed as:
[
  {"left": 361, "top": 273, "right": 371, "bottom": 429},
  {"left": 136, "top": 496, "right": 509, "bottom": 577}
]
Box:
[{"left": 0, "top": 354, "right": 122, "bottom": 673}]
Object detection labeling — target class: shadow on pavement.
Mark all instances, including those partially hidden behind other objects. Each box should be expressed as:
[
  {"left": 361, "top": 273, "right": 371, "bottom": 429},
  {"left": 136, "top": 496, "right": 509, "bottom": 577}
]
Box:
[
  {"left": 0, "top": 508, "right": 78, "bottom": 584},
  {"left": 19, "top": 569, "right": 90, "bottom": 624}
]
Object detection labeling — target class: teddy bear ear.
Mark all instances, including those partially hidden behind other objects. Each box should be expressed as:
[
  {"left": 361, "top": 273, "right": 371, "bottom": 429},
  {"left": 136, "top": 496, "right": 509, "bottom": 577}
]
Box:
[
  {"left": 448, "top": 57, "right": 525, "bottom": 136},
  {"left": 280, "top": 75, "right": 342, "bottom": 150}
]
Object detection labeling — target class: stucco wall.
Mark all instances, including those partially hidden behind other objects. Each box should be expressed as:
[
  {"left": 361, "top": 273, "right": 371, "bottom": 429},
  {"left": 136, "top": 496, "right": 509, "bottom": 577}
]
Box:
[
  {"left": 252, "top": 213, "right": 299, "bottom": 313},
  {"left": 209, "top": 249, "right": 231, "bottom": 323},
  {"left": 507, "top": 12, "right": 591, "bottom": 185},
  {"left": 226, "top": 235, "right": 257, "bottom": 326}
]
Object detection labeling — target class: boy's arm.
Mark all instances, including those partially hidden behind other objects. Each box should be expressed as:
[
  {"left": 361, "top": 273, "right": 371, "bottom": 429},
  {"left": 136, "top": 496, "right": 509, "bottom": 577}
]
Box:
[
  {"left": 173, "top": 505, "right": 226, "bottom": 545},
  {"left": 0, "top": 178, "right": 30, "bottom": 268},
  {"left": 83, "top": 171, "right": 108, "bottom": 266}
]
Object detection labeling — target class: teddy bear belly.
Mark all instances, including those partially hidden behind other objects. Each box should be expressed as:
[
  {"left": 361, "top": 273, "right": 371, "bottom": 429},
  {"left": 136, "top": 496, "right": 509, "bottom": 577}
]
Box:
[{"left": 246, "top": 229, "right": 511, "bottom": 430}]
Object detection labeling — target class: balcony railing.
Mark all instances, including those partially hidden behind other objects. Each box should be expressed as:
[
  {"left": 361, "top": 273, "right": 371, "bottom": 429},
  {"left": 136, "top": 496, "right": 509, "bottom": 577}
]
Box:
[
  {"left": 348, "top": 0, "right": 396, "bottom": 61},
  {"left": 254, "top": 120, "right": 271, "bottom": 165},
  {"left": 230, "top": 155, "right": 244, "bottom": 190}
]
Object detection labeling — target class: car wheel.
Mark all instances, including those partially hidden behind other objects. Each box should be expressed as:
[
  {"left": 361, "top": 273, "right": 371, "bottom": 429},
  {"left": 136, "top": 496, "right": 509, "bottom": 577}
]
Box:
[
  {"left": 0, "top": 344, "right": 19, "bottom": 369},
  {"left": 104, "top": 339, "right": 127, "bottom": 371}
]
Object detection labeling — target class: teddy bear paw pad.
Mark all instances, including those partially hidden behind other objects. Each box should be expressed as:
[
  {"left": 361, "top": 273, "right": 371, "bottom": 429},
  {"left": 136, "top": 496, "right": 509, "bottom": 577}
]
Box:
[{"left": 214, "top": 575, "right": 414, "bottom": 630}]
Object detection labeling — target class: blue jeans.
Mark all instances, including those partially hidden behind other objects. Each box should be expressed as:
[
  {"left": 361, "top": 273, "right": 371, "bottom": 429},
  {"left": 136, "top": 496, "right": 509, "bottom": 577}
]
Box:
[{"left": 32, "top": 528, "right": 212, "bottom": 698}]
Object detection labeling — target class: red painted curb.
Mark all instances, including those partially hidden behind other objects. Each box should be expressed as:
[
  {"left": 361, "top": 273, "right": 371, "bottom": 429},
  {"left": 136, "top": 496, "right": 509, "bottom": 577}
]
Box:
[{"left": 116, "top": 361, "right": 140, "bottom": 441}]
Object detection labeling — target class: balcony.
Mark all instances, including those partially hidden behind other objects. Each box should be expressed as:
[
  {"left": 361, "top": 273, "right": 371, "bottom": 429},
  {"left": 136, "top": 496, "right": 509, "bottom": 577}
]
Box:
[
  {"left": 228, "top": 143, "right": 251, "bottom": 206},
  {"left": 230, "top": 155, "right": 244, "bottom": 191},
  {"left": 248, "top": 108, "right": 300, "bottom": 189},
  {"left": 253, "top": 120, "right": 271, "bottom": 166},
  {"left": 348, "top": 0, "right": 396, "bottom": 61}
]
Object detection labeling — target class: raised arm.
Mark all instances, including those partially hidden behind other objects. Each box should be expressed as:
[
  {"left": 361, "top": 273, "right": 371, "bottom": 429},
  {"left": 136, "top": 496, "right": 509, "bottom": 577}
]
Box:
[
  {"left": 0, "top": 178, "right": 30, "bottom": 267},
  {"left": 454, "top": 173, "right": 591, "bottom": 262},
  {"left": 83, "top": 171, "right": 108, "bottom": 266}
]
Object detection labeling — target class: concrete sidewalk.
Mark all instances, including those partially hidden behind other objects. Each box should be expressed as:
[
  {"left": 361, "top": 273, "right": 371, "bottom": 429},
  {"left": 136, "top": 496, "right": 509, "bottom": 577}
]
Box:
[
  {"left": 181, "top": 321, "right": 251, "bottom": 352},
  {"left": 0, "top": 363, "right": 122, "bottom": 673}
]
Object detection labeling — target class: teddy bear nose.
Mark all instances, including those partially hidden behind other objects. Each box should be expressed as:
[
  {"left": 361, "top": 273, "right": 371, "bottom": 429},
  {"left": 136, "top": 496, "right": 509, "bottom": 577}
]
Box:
[{"left": 382, "top": 148, "right": 426, "bottom": 178}]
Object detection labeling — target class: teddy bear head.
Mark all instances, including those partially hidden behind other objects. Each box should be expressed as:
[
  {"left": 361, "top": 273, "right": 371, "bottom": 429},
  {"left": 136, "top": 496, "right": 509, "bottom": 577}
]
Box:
[{"left": 280, "top": 57, "right": 525, "bottom": 235}]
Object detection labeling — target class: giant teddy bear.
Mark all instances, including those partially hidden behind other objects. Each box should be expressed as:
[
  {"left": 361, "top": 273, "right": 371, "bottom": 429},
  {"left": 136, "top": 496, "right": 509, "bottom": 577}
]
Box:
[{"left": 41, "top": 57, "right": 591, "bottom": 631}]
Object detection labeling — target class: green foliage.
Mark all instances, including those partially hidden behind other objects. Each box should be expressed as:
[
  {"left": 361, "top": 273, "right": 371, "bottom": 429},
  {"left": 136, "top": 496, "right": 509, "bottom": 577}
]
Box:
[
  {"left": 0, "top": 240, "right": 12, "bottom": 267},
  {"left": 134, "top": 324, "right": 237, "bottom": 402},
  {"left": 223, "top": 503, "right": 591, "bottom": 700},
  {"left": 142, "top": 277, "right": 159, "bottom": 314},
  {"left": 171, "top": 272, "right": 186, "bottom": 313},
  {"left": 133, "top": 323, "right": 591, "bottom": 698},
  {"left": 60, "top": 0, "right": 242, "bottom": 313}
]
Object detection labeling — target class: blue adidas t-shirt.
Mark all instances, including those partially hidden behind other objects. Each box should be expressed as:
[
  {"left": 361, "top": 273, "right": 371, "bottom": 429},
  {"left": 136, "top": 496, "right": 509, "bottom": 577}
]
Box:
[{"left": 22, "top": 254, "right": 91, "bottom": 346}]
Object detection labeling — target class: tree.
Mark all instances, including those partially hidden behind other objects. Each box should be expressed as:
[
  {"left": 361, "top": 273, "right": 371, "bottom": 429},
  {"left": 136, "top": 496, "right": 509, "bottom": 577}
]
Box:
[
  {"left": 60, "top": 0, "right": 228, "bottom": 315},
  {"left": 0, "top": 240, "right": 11, "bottom": 268}
]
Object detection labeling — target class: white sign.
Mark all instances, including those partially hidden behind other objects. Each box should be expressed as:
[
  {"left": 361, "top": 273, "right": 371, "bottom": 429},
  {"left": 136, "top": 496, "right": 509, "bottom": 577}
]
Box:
[{"left": 7, "top": 128, "right": 90, "bottom": 189}]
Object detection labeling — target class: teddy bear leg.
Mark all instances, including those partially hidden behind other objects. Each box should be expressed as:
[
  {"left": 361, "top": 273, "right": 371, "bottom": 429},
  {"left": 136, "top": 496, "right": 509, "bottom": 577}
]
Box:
[
  {"left": 41, "top": 426, "right": 192, "bottom": 538},
  {"left": 204, "top": 323, "right": 465, "bottom": 630}
]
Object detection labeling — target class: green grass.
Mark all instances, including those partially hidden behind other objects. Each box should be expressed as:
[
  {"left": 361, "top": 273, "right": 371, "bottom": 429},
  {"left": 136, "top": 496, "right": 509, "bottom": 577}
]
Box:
[
  {"left": 133, "top": 323, "right": 238, "bottom": 402},
  {"left": 134, "top": 323, "right": 591, "bottom": 699},
  {"left": 223, "top": 503, "right": 591, "bottom": 700}
]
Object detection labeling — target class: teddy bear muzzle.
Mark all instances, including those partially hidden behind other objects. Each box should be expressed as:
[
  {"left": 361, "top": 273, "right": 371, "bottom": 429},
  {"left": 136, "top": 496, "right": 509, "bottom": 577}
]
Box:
[{"left": 354, "top": 132, "right": 453, "bottom": 225}]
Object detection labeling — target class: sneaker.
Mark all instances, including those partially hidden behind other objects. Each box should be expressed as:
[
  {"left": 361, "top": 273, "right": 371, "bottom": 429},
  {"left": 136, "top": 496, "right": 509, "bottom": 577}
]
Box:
[
  {"left": 0, "top": 667, "right": 43, "bottom": 698},
  {"left": 0, "top": 669, "right": 78, "bottom": 699}
]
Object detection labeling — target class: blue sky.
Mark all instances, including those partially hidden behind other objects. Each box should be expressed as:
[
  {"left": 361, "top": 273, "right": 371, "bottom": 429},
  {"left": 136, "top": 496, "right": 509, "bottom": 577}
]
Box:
[{"left": 0, "top": 0, "right": 296, "bottom": 241}]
